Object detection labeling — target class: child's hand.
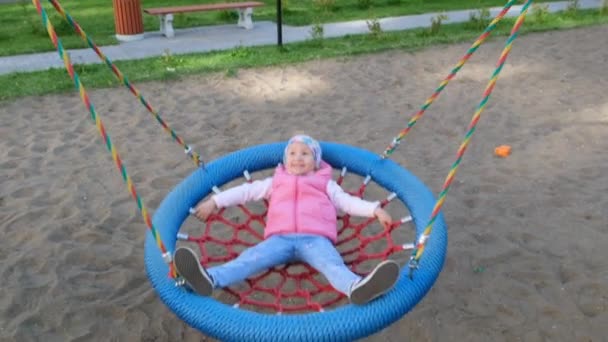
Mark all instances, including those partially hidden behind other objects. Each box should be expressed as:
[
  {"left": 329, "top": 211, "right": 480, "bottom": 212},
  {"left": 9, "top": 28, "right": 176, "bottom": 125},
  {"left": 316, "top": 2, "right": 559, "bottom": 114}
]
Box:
[
  {"left": 193, "top": 199, "right": 217, "bottom": 222},
  {"left": 374, "top": 207, "right": 392, "bottom": 230}
]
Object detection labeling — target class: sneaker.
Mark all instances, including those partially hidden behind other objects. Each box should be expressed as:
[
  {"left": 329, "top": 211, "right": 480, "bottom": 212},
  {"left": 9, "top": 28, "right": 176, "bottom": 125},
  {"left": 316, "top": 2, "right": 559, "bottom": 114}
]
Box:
[
  {"left": 349, "top": 260, "right": 400, "bottom": 305},
  {"left": 174, "top": 247, "right": 214, "bottom": 296}
]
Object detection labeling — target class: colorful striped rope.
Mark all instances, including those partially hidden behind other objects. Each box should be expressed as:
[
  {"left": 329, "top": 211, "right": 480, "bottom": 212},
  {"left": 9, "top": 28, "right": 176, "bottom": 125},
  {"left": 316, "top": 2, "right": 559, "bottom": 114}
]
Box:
[
  {"left": 381, "top": 0, "right": 520, "bottom": 158},
  {"left": 46, "top": 0, "right": 204, "bottom": 168},
  {"left": 32, "top": 0, "right": 177, "bottom": 278},
  {"left": 408, "top": 0, "right": 533, "bottom": 277}
]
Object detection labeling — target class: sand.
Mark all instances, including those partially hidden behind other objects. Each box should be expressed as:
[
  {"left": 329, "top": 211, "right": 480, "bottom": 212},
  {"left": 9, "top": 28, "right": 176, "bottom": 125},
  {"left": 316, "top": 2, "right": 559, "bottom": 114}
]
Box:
[{"left": 1, "top": 25, "right": 607, "bottom": 341}]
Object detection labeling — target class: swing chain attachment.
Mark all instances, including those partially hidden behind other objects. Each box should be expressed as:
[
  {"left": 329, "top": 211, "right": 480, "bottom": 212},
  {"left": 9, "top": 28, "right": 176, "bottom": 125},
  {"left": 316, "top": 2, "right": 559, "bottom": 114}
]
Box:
[
  {"left": 162, "top": 251, "right": 173, "bottom": 264},
  {"left": 175, "top": 277, "right": 186, "bottom": 287},
  {"left": 185, "top": 146, "right": 205, "bottom": 168},
  {"left": 380, "top": 138, "right": 400, "bottom": 159},
  {"left": 407, "top": 258, "right": 419, "bottom": 279},
  {"left": 165, "top": 252, "right": 187, "bottom": 287}
]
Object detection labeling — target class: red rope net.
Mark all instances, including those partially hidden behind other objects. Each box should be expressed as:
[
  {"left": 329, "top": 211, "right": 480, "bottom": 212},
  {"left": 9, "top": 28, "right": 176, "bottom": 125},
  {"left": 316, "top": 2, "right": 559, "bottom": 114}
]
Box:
[{"left": 182, "top": 173, "right": 410, "bottom": 313}]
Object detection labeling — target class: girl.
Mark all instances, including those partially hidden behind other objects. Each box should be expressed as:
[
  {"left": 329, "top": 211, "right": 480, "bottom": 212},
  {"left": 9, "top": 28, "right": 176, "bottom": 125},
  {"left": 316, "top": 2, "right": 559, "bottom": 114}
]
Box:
[{"left": 175, "top": 134, "right": 400, "bottom": 305}]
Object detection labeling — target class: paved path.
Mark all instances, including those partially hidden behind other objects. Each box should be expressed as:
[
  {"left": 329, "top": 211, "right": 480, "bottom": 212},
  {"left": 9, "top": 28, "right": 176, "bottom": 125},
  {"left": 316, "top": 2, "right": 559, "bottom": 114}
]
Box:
[{"left": 0, "top": 0, "right": 602, "bottom": 75}]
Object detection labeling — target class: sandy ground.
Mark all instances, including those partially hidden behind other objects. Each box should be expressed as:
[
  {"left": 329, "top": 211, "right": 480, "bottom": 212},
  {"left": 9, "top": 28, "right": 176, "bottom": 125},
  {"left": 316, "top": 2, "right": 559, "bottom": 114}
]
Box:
[{"left": 1, "top": 25, "right": 607, "bottom": 341}]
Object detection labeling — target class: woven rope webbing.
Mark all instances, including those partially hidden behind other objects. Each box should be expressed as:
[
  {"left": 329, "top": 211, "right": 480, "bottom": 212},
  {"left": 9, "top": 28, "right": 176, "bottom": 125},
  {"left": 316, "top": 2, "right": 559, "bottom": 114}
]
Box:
[{"left": 181, "top": 173, "right": 407, "bottom": 313}]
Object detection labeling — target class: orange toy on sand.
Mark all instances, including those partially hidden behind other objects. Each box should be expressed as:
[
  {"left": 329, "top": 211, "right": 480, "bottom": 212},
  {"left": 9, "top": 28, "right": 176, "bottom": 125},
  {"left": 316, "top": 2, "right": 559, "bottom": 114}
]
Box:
[{"left": 494, "top": 145, "right": 512, "bottom": 158}]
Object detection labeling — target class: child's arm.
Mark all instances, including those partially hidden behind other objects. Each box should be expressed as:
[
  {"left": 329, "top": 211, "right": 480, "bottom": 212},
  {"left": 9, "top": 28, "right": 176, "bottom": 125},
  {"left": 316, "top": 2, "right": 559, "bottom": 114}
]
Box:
[
  {"left": 373, "top": 207, "right": 392, "bottom": 230},
  {"left": 192, "top": 178, "right": 272, "bottom": 221},
  {"left": 192, "top": 198, "right": 218, "bottom": 221},
  {"left": 327, "top": 180, "right": 393, "bottom": 229}
]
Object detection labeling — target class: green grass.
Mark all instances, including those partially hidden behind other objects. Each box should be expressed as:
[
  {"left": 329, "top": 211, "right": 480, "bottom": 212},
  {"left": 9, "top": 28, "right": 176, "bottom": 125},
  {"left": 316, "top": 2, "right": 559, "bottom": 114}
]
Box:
[
  {"left": 0, "top": 0, "right": 560, "bottom": 56},
  {"left": 1, "top": 8, "right": 605, "bottom": 102}
]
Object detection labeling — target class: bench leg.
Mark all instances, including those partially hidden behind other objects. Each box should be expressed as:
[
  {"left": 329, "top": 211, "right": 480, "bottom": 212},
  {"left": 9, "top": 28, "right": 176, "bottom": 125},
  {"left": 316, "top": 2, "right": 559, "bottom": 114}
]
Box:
[
  {"left": 237, "top": 8, "right": 254, "bottom": 30},
  {"left": 160, "top": 14, "right": 175, "bottom": 38}
]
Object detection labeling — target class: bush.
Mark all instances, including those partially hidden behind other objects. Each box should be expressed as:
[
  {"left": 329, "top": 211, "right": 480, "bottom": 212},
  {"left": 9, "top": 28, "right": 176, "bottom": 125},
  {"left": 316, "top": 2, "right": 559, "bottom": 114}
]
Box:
[
  {"left": 309, "top": 21, "right": 325, "bottom": 46},
  {"left": 531, "top": 3, "right": 550, "bottom": 24},
  {"left": 313, "top": 0, "right": 335, "bottom": 12},
  {"left": 357, "top": 0, "right": 372, "bottom": 10},
  {"left": 430, "top": 13, "right": 449, "bottom": 35},
  {"left": 366, "top": 18, "right": 382, "bottom": 38},
  {"left": 467, "top": 8, "right": 491, "bottom": 31},
  {"left": 565, "top": 0, "right": 580, "bottom": 17}
]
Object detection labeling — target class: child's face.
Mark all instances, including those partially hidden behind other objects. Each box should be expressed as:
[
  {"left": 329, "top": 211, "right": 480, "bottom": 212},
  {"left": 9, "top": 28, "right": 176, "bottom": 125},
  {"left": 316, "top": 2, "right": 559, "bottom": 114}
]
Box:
[{"left": 285, "top": 142, "right": 316, "bottom": 175}]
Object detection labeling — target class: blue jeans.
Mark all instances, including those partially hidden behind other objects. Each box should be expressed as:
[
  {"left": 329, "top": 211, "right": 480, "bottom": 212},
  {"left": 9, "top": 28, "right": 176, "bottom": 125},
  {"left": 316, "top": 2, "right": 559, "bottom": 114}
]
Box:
[{"left": 207, "top": 234, "right": 361, "bottom": 295}]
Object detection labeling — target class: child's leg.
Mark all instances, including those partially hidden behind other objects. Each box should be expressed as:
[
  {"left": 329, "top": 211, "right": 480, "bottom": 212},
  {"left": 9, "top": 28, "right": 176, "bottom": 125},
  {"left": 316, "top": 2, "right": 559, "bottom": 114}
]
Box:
[
  {"left": 295, "top": 235, "right": 400, "bottom": 305},
  {"left": 294, "top": 235, "right": 361, "bottom": 295},
  {"left": 349, "top": 259, "right": 400, "bottom": 305},
  {"left": 174, "top": 246, "right": 215, "bottom": 296},
  {"left": 208, "top": 235, "right": 295, "bottom": 288}
]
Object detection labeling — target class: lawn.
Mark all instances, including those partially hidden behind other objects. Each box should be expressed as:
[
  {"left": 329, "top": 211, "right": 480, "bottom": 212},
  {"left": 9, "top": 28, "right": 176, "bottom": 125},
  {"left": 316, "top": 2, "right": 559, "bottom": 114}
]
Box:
[
  {"left": 1, "top": 6, "right": 606, "bottom": 101},
  {"left": 0, "top": 0, "right": 558, "bottom": 56}
]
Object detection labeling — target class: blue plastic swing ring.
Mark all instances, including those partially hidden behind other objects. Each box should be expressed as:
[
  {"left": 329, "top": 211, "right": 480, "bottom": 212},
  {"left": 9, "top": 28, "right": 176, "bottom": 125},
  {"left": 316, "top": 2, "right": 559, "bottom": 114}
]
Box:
[{"left": 145, "top": 142, "right": 447, "bottom": 341}]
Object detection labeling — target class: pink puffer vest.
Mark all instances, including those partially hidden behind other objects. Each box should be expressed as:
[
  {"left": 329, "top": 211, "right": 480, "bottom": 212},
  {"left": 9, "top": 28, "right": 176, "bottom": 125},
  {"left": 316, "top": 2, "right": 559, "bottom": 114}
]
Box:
[{"left": 265, "top": 162, "right": 338, "bottom": 242}]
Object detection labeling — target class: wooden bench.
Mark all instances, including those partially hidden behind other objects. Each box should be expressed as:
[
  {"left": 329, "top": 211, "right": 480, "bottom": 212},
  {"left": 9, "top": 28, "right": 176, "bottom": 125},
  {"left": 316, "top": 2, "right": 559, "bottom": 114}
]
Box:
[{"left": 144, "top": 2, "right": 265, "bottom": 38}]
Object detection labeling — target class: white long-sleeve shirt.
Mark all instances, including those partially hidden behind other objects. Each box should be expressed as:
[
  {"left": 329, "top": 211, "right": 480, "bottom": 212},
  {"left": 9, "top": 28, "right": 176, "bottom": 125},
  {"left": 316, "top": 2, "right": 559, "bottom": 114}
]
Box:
[{"left": 212, "top": 177, "right": 379, "bottom": 217}]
